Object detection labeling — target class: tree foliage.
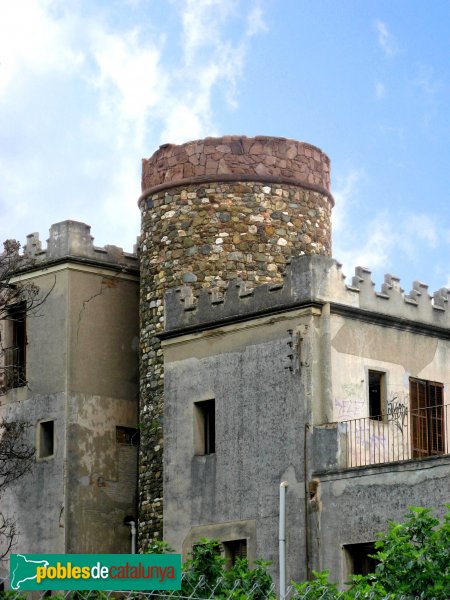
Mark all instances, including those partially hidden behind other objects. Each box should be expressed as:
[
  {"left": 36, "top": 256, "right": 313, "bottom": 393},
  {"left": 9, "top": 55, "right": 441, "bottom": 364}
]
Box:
[
  {"left": 294, "top": 506, "right": 450, "bottom": 599},
  {"left": 147, "top": 537, "right": 276, "bottom": 599}
]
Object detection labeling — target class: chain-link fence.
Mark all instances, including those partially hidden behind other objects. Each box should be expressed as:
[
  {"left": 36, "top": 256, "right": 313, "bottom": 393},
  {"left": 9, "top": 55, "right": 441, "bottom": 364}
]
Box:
[{"left": 0, "top": 577, "right": 421, "bottom": 600}]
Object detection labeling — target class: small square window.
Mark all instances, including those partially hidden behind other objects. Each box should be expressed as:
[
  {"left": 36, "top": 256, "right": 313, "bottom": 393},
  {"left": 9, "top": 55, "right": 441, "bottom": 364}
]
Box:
[
  {"left": 116, "top": 426, "right": 139, "bottom": 446},
  {"left": 222, "top": 539, "right": 247, "bottom": 568},
  {"left": 38, "top": 420, "right": 54, "bottom": 459},
  {"left": 368, "top": 371, "right": 385, "bottom": 421},
  {"left": 344, "top": 542, "right": 377, "bottom": 577},
  {"left": 194, "top": 399, "right": 215, "bottom": 455}
]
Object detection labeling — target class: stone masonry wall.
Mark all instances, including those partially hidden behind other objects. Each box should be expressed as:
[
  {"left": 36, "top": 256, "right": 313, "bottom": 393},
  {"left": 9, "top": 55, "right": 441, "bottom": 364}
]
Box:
[
  {"left": 138, "top": 136, "right": 334, "bottom": 549},
  {"left": 141, "top": 135, "right": 331, "bottom": 194}
]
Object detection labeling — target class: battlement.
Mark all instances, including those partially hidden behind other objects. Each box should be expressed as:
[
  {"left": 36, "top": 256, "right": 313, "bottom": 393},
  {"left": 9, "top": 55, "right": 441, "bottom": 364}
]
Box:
[
  {"left": 19, "top": 221, "right": 138, "bottom": 271},
  {"left": 163, "top": 255, "right": 450, "bottom": 334}
]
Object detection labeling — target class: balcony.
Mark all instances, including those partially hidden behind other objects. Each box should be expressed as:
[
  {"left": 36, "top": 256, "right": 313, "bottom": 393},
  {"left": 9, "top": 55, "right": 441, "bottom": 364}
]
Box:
[
  {"left": 0, "top": 345, "right": 26, "bottom": 394},
  {"left": 339, "top": 403, "right": 449, "bottom": 468}
]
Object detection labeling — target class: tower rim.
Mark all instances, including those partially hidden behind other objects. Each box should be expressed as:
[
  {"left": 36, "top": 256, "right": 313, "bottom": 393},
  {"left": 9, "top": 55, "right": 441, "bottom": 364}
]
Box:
[{"left": 138, "top": 174, "right": 334, "bottom": 208}]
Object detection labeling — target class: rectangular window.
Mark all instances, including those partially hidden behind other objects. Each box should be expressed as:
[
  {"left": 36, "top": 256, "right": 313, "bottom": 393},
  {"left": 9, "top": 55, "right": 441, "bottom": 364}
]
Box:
[
  {"left": 410, "top": 378, "right": 444, "bottom": 458},
  {"left": 368, "top": 370, "right": 385, "bottom": 420},
  {"left": 38, "top": 420, "right": 55, "bottom": 459},
  {"left": 194, "top": 399, "right": 215, "bottom": 455},
  {"left": 1, "top": 302, "right": 26, "bottom": 393},
  {"left": 116, "top": 426, "right": 139, "bottom": 446},
  {"left": 222, "top": 539, "right": 247, "bottom": 568},
  {"left": 344, "top": 542, "right": 377, "bottom": 577}
]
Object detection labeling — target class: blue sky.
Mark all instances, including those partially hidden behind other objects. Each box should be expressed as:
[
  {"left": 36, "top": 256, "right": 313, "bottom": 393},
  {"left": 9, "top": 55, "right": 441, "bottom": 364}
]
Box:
[{"left": 1, "top": 0, "right": 449, "bottom": 294}]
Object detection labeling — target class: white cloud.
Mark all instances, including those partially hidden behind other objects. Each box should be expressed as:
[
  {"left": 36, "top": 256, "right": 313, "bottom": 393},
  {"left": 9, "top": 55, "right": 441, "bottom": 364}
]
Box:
[
  {"left": 0, "top": 0, "right": 267, "bottom": 252},
  {"left": 179, "top": 0, "right": 238, "bottom": 64},
  {"left": 335, "top": 214, "right": 394, "bottom": 282},
  {"left": 332, "top": 165, "right": 444, "bottom": 288},
  {"left": 88, "top": 26, "right": 168, "bottom": 148},
  {"left": 402, "top": 214, "right": 438, "bottom": 249},
  {"left": 246, "top": 4, "right": 268, "bottom": 37},
  {"left": 374, "top": 19, "right": 399, "bottom": 57},
  {"left": 159, "top": 0, "right": 262, "bottom": 143},
  {"left": 375, "top": 81, "right": 386, "bottom": 100},
  {"left": 332, "top": 168, "right": 365, "bottom": 235},
  {"left": 413, "top": 65, "right": 441, "bottom": 98},
  {"left": 0, "top": 1, "right": 83, "bottom": 98},
  {"left": 160, "top": 104, "right": 213, "bottom": 145}
]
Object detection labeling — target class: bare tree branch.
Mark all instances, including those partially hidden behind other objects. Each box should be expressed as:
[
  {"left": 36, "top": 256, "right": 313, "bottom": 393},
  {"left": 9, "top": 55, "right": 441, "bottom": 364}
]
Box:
[
  {"left": 0, "top": 240, "right": 42, "bottom": 558},
  {"left": 0, "top": 419, "right": 34, "bottom": 559},
  {"left": 0, "top": 239, "right": 54, "bottom": 321}
]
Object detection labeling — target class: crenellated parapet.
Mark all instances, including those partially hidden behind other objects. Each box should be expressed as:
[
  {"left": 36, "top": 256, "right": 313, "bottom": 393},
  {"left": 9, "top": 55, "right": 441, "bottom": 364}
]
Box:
[
  {"left": 20, "top": 221, "right": 138, "bottom": 270},
  {"left": 347, "top": 265, "right": 450, "bottom": 328},
  {"left": 163, "top": 255, "right": 450, "bottom": 334}
]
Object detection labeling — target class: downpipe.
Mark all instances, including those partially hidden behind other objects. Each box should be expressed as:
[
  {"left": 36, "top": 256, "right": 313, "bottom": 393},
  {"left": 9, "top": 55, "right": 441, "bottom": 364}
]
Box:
[
  {"left": 124, "top": 517, "right": 137, "bottom": 554},
  {"left": 279, "top": 481, "right": 289, "bottom": 600}
]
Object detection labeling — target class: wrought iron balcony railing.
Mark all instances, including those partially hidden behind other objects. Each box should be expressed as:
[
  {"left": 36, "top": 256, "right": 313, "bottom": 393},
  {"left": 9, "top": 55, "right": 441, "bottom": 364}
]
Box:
[
  {"left": 0, "top": 345, "right": 26, "bottom": 393},
  {"left": 340, "top": 403, "right": 449, "bottom": 468}
]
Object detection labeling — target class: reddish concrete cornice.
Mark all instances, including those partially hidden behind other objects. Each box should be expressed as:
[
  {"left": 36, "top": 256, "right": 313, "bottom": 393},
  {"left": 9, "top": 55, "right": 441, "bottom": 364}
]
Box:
[{"left": 139, "top": 135, "right": 333, "bottom": 208}]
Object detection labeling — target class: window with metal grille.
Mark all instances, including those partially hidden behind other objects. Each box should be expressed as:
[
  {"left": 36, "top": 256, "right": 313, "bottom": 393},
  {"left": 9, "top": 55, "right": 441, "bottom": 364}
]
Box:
[
  {"left": 222, "top": 539, "right": 247, "bottom": 567},
  {"left": 0, "top": 302, "right": 26, "bottom": 393},
  {"left": 410, "top": 378, "right": 444, "bottom": 458},
  {"left": 194, "top": 399, "right": 215, "bottom": 455}
]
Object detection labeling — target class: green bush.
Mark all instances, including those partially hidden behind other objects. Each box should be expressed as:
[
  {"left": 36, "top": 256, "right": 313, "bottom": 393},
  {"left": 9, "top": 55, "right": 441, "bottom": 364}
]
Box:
[
  {"left": 292, "top": 506, "right": 450, "bottom": 599},
  {"left": 179, "top": 538, "right": 275, "bottom": 599}
]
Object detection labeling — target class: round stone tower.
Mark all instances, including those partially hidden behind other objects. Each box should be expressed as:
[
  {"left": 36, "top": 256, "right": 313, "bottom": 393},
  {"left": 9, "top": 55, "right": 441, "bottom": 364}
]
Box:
[{"left": 138, "top": 135, "right": 333, "bottom": 547}]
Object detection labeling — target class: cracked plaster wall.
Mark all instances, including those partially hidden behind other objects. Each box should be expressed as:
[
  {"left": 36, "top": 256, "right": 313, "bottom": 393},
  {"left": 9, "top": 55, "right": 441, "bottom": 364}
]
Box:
[{"left": 0, "top": 260, "right": 139, "bottom": 561}]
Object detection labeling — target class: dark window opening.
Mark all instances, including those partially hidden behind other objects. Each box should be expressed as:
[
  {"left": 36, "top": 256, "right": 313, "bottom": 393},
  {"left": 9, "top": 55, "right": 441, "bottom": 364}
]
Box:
[
  {"left": 223, "top": 539, "right": 247, "bottom": 568},
  {"left": 194, "top": 399, "right": 215, "bottom": 455},
  {"left": 410, "top": 378, "right": 444, "bottom": 458},
  {"left": 116, "top": 426, "right": 139, "bottom": 446},
  {"left": 1, "top": 302, "right": 26, "bottom": 393},
  {"left": 368, "top": 371, "right": 385, "bottom": 421},
  {"left": 38, "top": 420, "right": 54, "bottom": 459},
  {"left": 345, "top": 542, "right": 377, "bottom": 577}
]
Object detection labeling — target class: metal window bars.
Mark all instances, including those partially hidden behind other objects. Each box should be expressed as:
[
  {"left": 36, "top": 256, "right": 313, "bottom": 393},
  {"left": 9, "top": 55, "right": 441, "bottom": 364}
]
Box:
[{"left": 341, "top": 403, "right": 449, "bottom": 468}]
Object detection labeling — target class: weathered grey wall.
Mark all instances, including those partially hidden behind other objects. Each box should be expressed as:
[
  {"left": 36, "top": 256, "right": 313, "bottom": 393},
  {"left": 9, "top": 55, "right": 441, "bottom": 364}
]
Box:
[
  {"left": 0, "top": 222, "right": 139, "bottom": 566},
  {"left": 162, "top": 253, "right": 450, "bottom": 586},
  {"left": 0, "top": 392, "right": 66, "bottom": 571},
  {"left": 68, "top": 269, "right": 139, "bottom": 398},
  {"left": 314, "top": 457, "right": 450, "bottom": 582},
  {"left": 163, "top": 308, "right": 320, "bottom": 583},
  {"left": 66, "top": 394, "right": 138, "bottom": 553}
]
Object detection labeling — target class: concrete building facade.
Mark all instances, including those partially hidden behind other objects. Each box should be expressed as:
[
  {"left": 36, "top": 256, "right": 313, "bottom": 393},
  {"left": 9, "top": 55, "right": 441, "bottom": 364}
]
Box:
[
  {"left": 137, "top": 136, "right": 450, "bottom": 584},
  {"left": 2, "top": 135, "right": 450, "bottom": 589},
  {"left": 138, "top": 136, "right": 334, "bottom": 548},
  {"left": 0, "top": 221, "right": 139, "bottom": 578},
  {"left": 161, "top": 254, "right": 450, "bottom": 583}
]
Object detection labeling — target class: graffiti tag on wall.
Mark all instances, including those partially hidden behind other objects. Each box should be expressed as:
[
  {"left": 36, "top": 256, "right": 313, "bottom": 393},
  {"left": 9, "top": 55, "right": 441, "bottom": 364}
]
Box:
[
  {"left": 335, "top": 382, "right": 365, "bottom": 420},
  {"left": 386, "top": 391, "right": 408, "bottom": 434}
]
